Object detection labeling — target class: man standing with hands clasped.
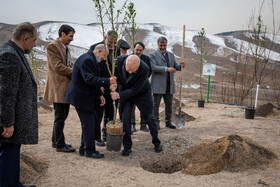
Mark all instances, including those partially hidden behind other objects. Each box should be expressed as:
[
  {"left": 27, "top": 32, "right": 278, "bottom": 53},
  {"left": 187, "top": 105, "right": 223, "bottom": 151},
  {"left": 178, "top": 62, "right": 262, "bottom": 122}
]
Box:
[{"left": 150, "top": 36, "right": 185, "bottom": 130}]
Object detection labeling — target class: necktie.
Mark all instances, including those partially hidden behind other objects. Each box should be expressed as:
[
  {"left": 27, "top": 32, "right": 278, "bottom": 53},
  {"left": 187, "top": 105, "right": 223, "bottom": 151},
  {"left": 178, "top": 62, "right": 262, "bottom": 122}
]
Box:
[{"left": 66, "top": 47, "right": 71, "bottom": 67}]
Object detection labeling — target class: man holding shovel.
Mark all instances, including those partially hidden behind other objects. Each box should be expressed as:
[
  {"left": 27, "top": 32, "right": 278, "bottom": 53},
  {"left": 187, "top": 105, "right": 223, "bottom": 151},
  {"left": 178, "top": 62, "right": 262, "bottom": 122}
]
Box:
[{"left": 150, "top": 37, "right": 185, "bottom": 130}]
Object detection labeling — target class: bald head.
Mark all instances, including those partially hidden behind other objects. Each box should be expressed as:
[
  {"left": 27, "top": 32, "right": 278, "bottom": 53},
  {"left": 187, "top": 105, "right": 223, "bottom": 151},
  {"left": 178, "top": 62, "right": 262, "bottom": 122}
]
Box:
[{"left": 126, "top": 55, "right": 140, "bottom": 74}]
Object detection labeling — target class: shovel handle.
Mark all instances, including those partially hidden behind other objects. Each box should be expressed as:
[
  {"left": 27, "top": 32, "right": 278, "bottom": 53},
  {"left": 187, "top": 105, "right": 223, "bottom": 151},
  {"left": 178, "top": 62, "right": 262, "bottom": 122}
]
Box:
[{"left": 179, "top": 25, "right": 185, "bottom": 108}]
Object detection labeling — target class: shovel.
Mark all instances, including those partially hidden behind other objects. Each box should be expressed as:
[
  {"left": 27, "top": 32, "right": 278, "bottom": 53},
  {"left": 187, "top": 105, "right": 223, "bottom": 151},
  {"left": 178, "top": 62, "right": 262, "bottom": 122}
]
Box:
[{"left": 174, "top": 25, "right": 186, "bottom": 129}]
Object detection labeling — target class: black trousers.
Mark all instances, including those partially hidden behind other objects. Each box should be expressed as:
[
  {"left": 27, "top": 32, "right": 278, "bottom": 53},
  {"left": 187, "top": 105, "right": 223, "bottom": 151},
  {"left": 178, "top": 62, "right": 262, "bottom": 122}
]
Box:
[
  {"left": 0, "top": 143, "right": 24, "bottom": 187},
  {"left": 76, "top": 108, "right": 97, "bottom": 154},
  {"left": 120, "top": 90, "right": 160, "bottom": 150},
  {"left": 131, "top": 105, "right": 147, "bottom": 125},
  {"left": 153, "top": 94, "right": 173, "bottom": 127},
  {"left": 52, "top": 103, "right": 70, "bottom": 148},
  {"left": 94, "top": 98, "right": 103, "bottom": 141},
  {"left": 95, "top": 94, "right": 118, "bottom": 140}
]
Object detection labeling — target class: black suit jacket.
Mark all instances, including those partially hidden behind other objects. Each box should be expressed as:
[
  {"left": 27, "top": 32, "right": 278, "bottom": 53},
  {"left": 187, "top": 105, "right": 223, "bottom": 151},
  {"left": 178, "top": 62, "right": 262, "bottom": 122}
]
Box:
[
  {"left": 115, "top": 55, "right": 151, "bottom": 101},
  {"left": 89, "top": 42, "right": 119, "bottom": 97},
  {"left": 65, "top": 50, "right": 110, "bottom": 112},
  {"left": 139, "top": 54, "right": 152, "bottom": 77}
]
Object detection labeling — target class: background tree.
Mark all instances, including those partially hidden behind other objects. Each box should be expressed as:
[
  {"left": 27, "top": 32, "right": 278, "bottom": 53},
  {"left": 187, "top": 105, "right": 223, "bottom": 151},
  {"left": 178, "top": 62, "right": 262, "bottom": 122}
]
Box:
[{"left": 196, "top": 28, "right": 206, "bottom": 101}]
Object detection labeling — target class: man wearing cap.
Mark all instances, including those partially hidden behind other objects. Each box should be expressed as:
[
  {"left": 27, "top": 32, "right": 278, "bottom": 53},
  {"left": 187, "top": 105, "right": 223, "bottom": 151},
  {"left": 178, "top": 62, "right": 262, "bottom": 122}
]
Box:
[{"left": 117, "top": 39, "right": 130, "bottom": 55}]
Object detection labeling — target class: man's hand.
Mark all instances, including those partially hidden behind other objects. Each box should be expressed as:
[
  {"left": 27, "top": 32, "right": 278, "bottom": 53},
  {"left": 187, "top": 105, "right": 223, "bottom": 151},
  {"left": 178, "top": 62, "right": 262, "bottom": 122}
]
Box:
[
  {"left": 100, "top": 95, "right": 106, "bottom": 106},
  {"left": 180, "top": 62, "right": 185, "bottom": 68},
  {"left": 167, "top": 67, "right": 177, "bottom": 74},
  {"left": 110, "top": 91, "right": 119, "bottom": 100},
  {"left": 110, "top": 83, "right": 117, "bottom": 92},
  {"left": 100, "top": 86, "right": 105, "bottom": 93},
  {"left": 110, "top": 76, "right": 117, "bottom": 84},
  {"left": 1, "top": 125, "right": 14, "bottom": 138}
]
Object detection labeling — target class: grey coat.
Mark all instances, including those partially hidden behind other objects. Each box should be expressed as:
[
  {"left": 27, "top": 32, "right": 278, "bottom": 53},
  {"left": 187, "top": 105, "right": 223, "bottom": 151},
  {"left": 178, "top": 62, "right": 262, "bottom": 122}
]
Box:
[
  {"left": 149, "top": 49, "right": 181, "bottom": 94},
  {"left": 0, "top": 40, "right": 38, "bottom": 144}
]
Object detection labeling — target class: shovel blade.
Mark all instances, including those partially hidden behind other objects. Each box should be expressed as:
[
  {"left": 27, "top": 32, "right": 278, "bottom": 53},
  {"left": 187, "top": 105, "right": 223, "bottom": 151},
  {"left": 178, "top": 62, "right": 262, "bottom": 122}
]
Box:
[{"left": 174, "top": 114, "right": 186, "bottom": 129}]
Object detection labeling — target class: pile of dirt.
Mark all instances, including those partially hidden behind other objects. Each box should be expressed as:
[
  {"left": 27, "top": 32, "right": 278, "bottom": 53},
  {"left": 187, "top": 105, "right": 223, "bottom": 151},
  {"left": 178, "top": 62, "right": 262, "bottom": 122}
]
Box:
[
  {"left": 181, "top": 134, "right": 277, "bottom": 176},
  {"left": 159, "top": 98, "right": 196, "bottom": 123},
  {"left": 255, "top": 103, "right": 279, "bottom": 117},
  {"left": 140, "top": 153, "right": 182, "bottom": 174},
  {"left": 20, "top": 154, "right": 48, "bottom": 185}
]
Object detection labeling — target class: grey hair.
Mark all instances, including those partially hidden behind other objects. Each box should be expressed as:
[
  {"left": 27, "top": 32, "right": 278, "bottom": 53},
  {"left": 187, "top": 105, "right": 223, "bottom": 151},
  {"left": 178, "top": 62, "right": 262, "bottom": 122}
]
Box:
[
  {"left": 157, "top": 36, "right": 167, "bottom": 44},
  {"left": 94, "top": 44, "right": 108, "bottom": 52}
]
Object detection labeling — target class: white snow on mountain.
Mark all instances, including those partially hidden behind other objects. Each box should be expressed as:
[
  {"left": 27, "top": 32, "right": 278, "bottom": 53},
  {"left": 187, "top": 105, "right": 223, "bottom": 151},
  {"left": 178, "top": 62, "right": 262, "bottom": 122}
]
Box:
[
  {"left": 226, "top": 35, "right": 280, "bottom": 61},
  {"left": 33, "top": 22, "right": 280, "bottom": 62}
]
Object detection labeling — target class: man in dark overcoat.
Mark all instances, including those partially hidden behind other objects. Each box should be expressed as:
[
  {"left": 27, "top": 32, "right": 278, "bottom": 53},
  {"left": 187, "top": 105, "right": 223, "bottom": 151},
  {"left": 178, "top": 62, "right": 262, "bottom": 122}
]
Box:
[
  {"left": 0, "top": 22, "right": 38, "bottom": 187},
  {"left": 65, "top": 44, "right": 116, "bottom": 158}
]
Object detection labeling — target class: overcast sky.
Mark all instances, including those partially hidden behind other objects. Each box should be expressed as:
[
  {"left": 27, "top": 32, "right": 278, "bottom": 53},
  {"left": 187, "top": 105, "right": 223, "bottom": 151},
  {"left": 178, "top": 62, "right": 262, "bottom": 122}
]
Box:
[{"left": 0, "top": 0, "right": 279, "bottom": 34}]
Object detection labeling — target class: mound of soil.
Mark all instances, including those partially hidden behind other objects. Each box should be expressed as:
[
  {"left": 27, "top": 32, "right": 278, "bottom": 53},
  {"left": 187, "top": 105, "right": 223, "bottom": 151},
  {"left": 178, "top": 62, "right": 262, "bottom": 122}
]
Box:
[
  {"left": 181, "top": 134, "right": 277, "bottom": 175},
  {"left": 140, "top": 153, "right": 182, "bottom": 174},
  {"left": 20, "top": 154, "right": 48, "bottom": 185},
  {"left": 255, "top": 103, "right": 277, "bottom": 117}
]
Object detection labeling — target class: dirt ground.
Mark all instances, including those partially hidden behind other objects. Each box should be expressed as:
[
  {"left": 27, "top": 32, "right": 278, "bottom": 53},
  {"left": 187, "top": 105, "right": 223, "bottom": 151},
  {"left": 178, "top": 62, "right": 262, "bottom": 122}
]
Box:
[{"left": 21, "top": 100, "right": 280, "bottom": 187}]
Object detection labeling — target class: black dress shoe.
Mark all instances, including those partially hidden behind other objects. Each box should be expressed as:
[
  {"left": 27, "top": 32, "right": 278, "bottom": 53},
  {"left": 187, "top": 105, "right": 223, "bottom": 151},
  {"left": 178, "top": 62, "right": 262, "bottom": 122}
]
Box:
[
  {"left": 155, "top": 144, "right": 163, "bottom": 153},
  {"left": 166, "top": 123, "right": 176, "bottom": 129},
  {"left": 52, "top": 144, "right": 72, "bottom": 148},
  {"left": 56, "top": 145, "right": 76, "bottom": 153},
  {"left": 23, "top": 185, "right": 36, "bottom": 187},
  {"left": 140, "top": 124, "right": 149, "bottom": 132},
  {"left": 95, "top": 139, "right": 105, "bottom": 147},
  {"left": 121, "top": 149, "right": 132, "bottom": 157},
  {"left": 85, "top": 152, "right": 104, "bottom": 158}
]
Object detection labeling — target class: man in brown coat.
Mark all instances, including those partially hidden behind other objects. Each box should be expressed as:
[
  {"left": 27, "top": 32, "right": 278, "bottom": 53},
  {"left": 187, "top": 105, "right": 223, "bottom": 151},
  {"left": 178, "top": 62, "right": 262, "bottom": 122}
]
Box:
[{"left": 44, "top": 24, "right": 76, "bottom": 153}]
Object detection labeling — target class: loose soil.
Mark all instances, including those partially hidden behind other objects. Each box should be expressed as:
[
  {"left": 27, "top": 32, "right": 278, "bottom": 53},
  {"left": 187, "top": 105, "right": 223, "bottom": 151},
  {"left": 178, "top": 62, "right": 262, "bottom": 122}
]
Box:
[{"left": 20, "top": 101, "right": 280, "bottom": 187}]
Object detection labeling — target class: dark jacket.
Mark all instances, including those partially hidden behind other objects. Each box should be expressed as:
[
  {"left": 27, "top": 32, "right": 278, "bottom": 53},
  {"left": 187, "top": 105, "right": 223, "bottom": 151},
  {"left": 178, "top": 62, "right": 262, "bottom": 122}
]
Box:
[
  {"left": 115, "top": 55, "right": 151, "bottom": 102},
  {"left": 89, "top": 42, "right": 119, "bottom": 97},
  {"left": 65, "top": 50, "right": 110, "bottom": 112},
  {"left": 139, "top": 54, "right": 152, "bottom": 77},
  {"left": 0, "top": 40, "right": 38, "bottom": 144}
]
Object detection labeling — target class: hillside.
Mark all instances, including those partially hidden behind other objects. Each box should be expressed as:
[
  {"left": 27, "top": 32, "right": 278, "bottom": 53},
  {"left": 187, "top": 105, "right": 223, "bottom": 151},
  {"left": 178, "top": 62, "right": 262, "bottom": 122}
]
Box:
[{"left": 1, "top": 21, "right": 280, "bottom": 106}]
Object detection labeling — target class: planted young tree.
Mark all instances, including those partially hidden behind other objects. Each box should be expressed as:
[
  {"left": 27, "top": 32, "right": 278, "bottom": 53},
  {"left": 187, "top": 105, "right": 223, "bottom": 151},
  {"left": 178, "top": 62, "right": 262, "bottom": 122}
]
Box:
[
  {"left": 92, "top": 0, "right": 137, "bottom": 149},
  {"left": 230, "top": 0, "right": 279, "bottom": 119},
  {"left": 196, "top": 28, "right": 206, "bottom": 107}
]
